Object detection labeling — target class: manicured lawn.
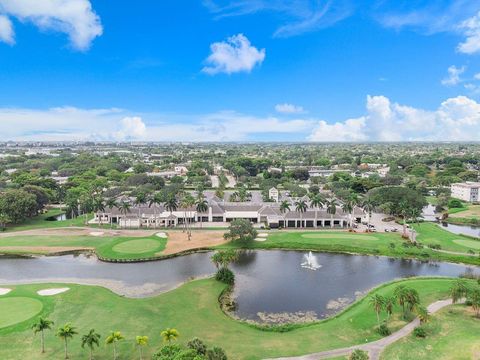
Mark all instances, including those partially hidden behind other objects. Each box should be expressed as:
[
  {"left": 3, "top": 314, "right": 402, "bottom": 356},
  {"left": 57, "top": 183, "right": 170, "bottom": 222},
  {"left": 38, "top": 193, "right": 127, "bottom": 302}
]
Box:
[
  {"left": 380, "top": 306, "right": 480, "bottom": 360},
  {"left": 0, "top": 278, "right": 473, "bottom": 360},
  {"left": 2, "top": 209, "right": 90, "bottom": 232},
  {"left": 220, "top": 228, "right": 480, "bottom": 266},
  {"left": 412, "top": 222, "right": 480, "bottom": 253},
  {"left": 0, "top": 234, "right": 167, "bottom": 261},
  {"left": 452, "top": 239, "right": 480, "bottom": 250},
  {"left": 0, "top": 297, "right": 43, "bottom": 328}
]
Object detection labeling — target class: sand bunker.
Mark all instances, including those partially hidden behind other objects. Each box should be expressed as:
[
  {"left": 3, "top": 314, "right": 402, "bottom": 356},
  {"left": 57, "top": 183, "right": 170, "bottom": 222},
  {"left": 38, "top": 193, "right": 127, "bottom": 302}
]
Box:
[
  {"left": 0, "top": 288, "right": 12, "bottom": 295},
  {"left": 254, "top": 237, "right": 267, "bottom": 242},
  {"left": 156, "top": 232, "right": 168, "bottom": 238},
  {"left": 257, "top": 233, "right": 269, "bottom": 238},
  {"left": 37, "top": 288, "right": 70, "bottom": 296},
  {"left": 89, "top": 232, "right": 104, "bottom": 237}
]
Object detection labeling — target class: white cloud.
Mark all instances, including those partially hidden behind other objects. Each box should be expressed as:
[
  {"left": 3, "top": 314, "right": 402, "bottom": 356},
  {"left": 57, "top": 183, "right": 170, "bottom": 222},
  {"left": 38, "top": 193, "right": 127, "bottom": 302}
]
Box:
[
  {"left": 474, "top": 73, "right": 480, "bottom": 80},
  {"left": 0, "top": 107, "right": 313, "bottom": 142},
  {"left": 308, "top": 118, "right": 367, "bottom": 142},
  {"left": 275, "top": 103, "right": 305, "bottom": 114},
  {"left": 441, "top": 65, "right": 466, "bottom": 86},
  {"left": 202, "top": 33, "right": 265, "bottom": 74},
  {"left": 457, "top": 11, "right": 480, "bottom": 54},
  {"left": 0, "top": 14, "right": 13, "bottom": 44},
  {"left": 0, "top": 0, "right": 102, "bottom": 50},
  {"left": 204, "top": 0, "right": 353, "bottom": 38},
  {"left": 308, "top": 95, "right": 480, "bottom": 142}
]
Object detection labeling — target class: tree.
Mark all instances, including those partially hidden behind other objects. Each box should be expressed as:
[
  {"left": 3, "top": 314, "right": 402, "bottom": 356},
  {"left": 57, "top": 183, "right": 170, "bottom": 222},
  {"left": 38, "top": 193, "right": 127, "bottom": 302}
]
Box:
[
  {"left": 416, "top": 306, "right": 430, "bottom": 324},
  {"left": 450, "top": 280, "right": 469, "bottom": 304},
  {"left": 0, "top": 189, "right": 37, "bottom": 223},
  {"left": 136, "top": 335, "right": 149, "bottom": 360},
  {"left": 93, "top": 196, "right": 105, "bottom": 227},
  {"left": 326, "top": 198, "right": 338, "bottom": 228},
  {"left": 349, "top": 349, "right": 369, "bottom": 360},
  {"left": 180, "top": 193, "right": 195, "bottom": 239},
  {"left": 384, "top": 296, "right": 395, "bottom": 321},
  {"left": 394, "top": 285, "right": 409, "bottom": 316},
  {"left": 405, "top": 288, "right": 420, "bottom": 312},
  {"left": 195, "top": 197, "right": 208, "bottom": 229},
  {"left": 223, "top": 219, "right": 257, "bottom": 244},
  {"left": 56, "top": 323, "right": 77, "bottom": 359},
  {"left": 105, "top": 331, "right": 124, "bottom": 360},
  {"left": 361, "top": 198, "right": 375, "bottom": 231},
  {"left": 149, "top": 193, "right": 163, "bottom": 229},
  {"left": 468, "top": 288, "right": 480, "bottom": 318},
  {"left": 165, "top": 196, "right": 178, "bottom": 214},
  {"left": 342, "top": 200, "right": 354, "bottom": 229},
  {"left": 119, "top": 201, "right": 131, "bottom": 229},
  {"left": 81, "top": 329, "right": 101, "bottom": 360},
  {"left": 134, "top": 192, "right": 148, "bottom": 228},
  {"left": 369, "top": 294, "right": 385, "bottom": 326},
  {"left": 211, "top": 249, "right": 238, "bottom": 269},
  {"left": 32, "top": 317, "right": 54, "bottom": 353},
  {"left": 106, "top": 197, "right": 118, "bottom": 228},
  {"left": 294, "top": 200, "right": 307, "bottom": 228},
  {"left": 160, "top": 328, "right": 180, "bottom": 343},
  {"left": 206, "top": 346, "right": 228, "bottom": 360},
  {"left": 0, "top": 213, "right": 10, "bottom": 231}
]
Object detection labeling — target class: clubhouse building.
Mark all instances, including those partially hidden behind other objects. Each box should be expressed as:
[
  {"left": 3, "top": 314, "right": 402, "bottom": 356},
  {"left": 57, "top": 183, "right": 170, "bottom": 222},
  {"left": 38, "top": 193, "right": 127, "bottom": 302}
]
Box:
[{"left": 94, "top": 189, "right": 366, "bottom": 229}]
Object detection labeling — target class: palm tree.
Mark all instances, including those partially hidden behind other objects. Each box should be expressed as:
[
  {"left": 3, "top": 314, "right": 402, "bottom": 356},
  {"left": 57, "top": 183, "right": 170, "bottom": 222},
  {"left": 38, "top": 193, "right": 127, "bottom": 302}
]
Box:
[
  {"left": 195, "top": 197, "right": 208, "bottom": 229},
  {"left": 369, "top": 294, "right": 385, "bottom": 326},
  {"left": 106, "top": 198, "right": 118, "bottom": 228},
  {"left": 468, "top": 288, "right": 480, "bottom": 318},
  {"left": 399, "top": 200, "right": 409, "bottom": 238},
  {"left": 326, "top": 198, "right": 338, "bottom": 228},
  {"left": 342, "top": 200, "right": 354, "bottom": 229},
  {"left": 93, "top": 197, "right": 105, "bottom": 227},
  {"left": 119, "top": 201, "right": 131, "bottom": 229},
  {"left": 384, "top": 295, "right": 396, "bottom": 321},
  {"left": 181, "top": 193, "right": 195, "bottom": 238},
  {"left": 238, "top": 186, "right": 251, "bottom": 202},
  {"left": 394, "top": 285, "right": 409, "bottom": 315},
  {"left": 32, "top": 317, "right": 54, "bottom": 353},
  {"left": 81, "top": 329, "right": 101, "bottom": 360},
  {"left": 136, "top": 335, "right": 149, "bottom": 360},
  {"left": 450, "top": 280, "right": 468, "bottom": 304},
  {"left": 279, "top": 200, "right": 290, "bottom": 228},
  {"left": 310, "top": 194, "right": 325, "bottom": 227},
  {"left": 294, "top": 200, "right": 307, "bottom": 228},
  {"left": 211, "top": 249, "right": 239, "bottom": 269},
  {"left": 361, "top": 198, "right": 375, "bottom": 231},
  {"left": 160, "top": 328, "right": 179, "bottom": 343},
  {"left": 416, "top": 305, "right": 430, "bottom": 324},
  {"left": 405, "top": 288, "right": 420, "bottom": 312},
  {"left": 105, "top": 331, "right": 124, "bottom": 360},
  {"left": 134, "top": 192, "right": 148, "bottom": 228},
  {"left": 149, "top": 193, "right": 163, "bottom": 229},
  {"left": 56, "top": 323, "right": 77, "bottom": 359}
]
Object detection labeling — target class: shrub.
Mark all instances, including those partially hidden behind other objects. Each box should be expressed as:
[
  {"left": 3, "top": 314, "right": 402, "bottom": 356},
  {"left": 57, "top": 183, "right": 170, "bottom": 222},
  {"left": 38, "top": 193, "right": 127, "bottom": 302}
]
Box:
[
  {"left": 152, "top": 344, "right": 182, "bottom": 359},
  {"left": 215, "top": 268, "right": 235, "bottom": 285},
  {"left": 206, "top": 347, "right": 228, "bottom": 360},
  {"left": 376, "top": 323, "right": 391, "bottom": 336},
  {"left": 413, "top": 326, "right": 427, "bottom": 338},
  {"left": 187, "top": 338, "right": 207, "bottom": 355},
  {"left": 349, "top": 349, "right": 369, "bottom": 360},
  {"left": 389, "top": 242, "right": 396, "bottom": 250},
  {"left": 448, "top": 199, "right": 463, "bottom": 209}
]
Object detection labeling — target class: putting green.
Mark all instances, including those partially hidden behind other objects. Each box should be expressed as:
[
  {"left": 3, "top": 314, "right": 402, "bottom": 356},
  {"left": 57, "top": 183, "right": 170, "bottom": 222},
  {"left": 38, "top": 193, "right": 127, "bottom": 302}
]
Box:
[
  {"left": 0, "top": 297, "right": 43, "bottom": 329},
  {"left": 112, "top": 239, "right": 162, "bottom": 254},
  {"left": 301, "top": 234, "right": 378, "bottom": 241},
  {"left": 453, "top": 239, "right": 480, "bottom": 250}
]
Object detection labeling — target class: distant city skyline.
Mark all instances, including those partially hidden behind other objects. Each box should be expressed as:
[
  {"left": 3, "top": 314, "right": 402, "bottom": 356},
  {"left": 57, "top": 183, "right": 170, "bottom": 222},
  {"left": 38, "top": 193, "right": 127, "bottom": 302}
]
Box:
[{"left": 1, "top": 0, "right": 480, "bottom": 141}]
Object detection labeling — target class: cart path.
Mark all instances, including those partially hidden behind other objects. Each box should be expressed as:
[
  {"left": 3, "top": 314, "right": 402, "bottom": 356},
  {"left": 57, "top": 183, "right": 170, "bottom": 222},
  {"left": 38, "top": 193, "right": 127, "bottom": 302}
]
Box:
[{"left": 266, "top": 298, "right": 459, "bottom": 360}]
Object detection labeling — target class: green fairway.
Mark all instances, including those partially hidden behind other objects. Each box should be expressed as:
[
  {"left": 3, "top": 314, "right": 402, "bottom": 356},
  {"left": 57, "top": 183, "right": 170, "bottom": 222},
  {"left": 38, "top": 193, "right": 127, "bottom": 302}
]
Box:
[
  {"left": 111, "top": 239, "right": 164, "bottom": 254},
  {"left": 412, "top": 222, "right": 480, "bottom": 253},
  {"left": 0, "top": 278, "right": 474, "bottom": 360},
  {"left": 453, "top": 239, "right": 480, "bottom": 250},
  {"left": 2, "top": 209, "right": 90, "bottom": 232},
  {"left": 380, "top": 306, "right": 480, "bottom": 360},
  {"left": 301, "top": 233, "right": 378, "bottom": 240},
  {"left": 0, "top": 297, "right": 43, "bottom": 329},
  {"left": 0, "top": 234, "right": 167, "bottom": 261}
]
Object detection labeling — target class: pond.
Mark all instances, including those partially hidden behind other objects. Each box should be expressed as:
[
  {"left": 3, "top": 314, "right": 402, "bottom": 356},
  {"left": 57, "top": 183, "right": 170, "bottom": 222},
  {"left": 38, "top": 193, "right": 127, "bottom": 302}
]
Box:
[
  {"left": 45, "top": 213, "right": 70, "bottom": 221},
  {"left": 440, "top": 222, "right": 480, "bottom": 238},
  {"left": 0, "top": 251, "right": 477, "bottom": 323}
]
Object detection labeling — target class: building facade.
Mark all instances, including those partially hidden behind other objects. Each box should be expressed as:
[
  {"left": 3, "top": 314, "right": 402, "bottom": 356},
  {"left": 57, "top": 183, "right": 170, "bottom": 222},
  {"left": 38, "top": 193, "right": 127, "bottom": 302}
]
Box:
[{"left": 451, "top": 182, "right": 480, "bottom": 202}]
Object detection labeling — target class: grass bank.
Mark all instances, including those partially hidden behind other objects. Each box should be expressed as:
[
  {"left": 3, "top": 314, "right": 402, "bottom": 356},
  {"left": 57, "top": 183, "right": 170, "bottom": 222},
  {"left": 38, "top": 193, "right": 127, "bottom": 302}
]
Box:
[{"left": 0, "top": 278, "right": 475, "bottom": 360}]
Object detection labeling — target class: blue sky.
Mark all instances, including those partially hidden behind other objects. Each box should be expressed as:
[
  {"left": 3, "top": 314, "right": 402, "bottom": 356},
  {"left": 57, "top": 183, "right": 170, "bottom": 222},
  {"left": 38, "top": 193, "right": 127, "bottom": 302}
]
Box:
[{"left": 1, "top": 0, "right": 480, "bottom": 141}]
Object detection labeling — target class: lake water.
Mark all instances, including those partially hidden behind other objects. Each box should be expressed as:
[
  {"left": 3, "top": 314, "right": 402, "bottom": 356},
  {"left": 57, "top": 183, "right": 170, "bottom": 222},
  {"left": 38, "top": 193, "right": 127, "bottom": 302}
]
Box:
[
  {"left": 0, "top": 250, "right": 477, "bottom": 323},
  {"left": 440, "top": 222, "right": 480, "bottom": 238}
]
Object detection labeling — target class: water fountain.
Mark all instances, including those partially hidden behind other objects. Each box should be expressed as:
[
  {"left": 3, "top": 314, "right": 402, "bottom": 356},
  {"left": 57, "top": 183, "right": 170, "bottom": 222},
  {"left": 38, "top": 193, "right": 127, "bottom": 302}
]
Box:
[{"left": 301, "top": 251, "right": 322, "bottom": 270}]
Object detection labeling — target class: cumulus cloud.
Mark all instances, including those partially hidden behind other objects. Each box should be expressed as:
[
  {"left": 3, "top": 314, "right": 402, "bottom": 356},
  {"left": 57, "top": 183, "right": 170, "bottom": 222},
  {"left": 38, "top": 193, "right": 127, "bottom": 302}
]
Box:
[
  {"left": 0, "top": 14, "right": 13, "bottom": 44},
  {"left": 308, "top": 95, "right": 480, "bottom": 142},
  {"left": 275, "top": 103, "right": 305, "bottom": 114},
  {"left": 0, "top": 0, "right": 103, "bottom": 50},
  {"left": 202, "top": 34, "right": 265, "bottom": 75},
  {"left": 457, "top": 11, "right": 480, "bottom": 54},
  {"left": 441, "top": 65, "right": 466, "bottom": 86},
  {"left": 0, "top": 107, "right": 313, "bottom": 142}
]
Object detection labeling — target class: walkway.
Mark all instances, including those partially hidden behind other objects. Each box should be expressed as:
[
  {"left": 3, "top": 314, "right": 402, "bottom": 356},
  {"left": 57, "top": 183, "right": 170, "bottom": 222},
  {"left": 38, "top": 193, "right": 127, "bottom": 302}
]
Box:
[{"left": 265, "top": 299, "right": 457, "bottom": 360}]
